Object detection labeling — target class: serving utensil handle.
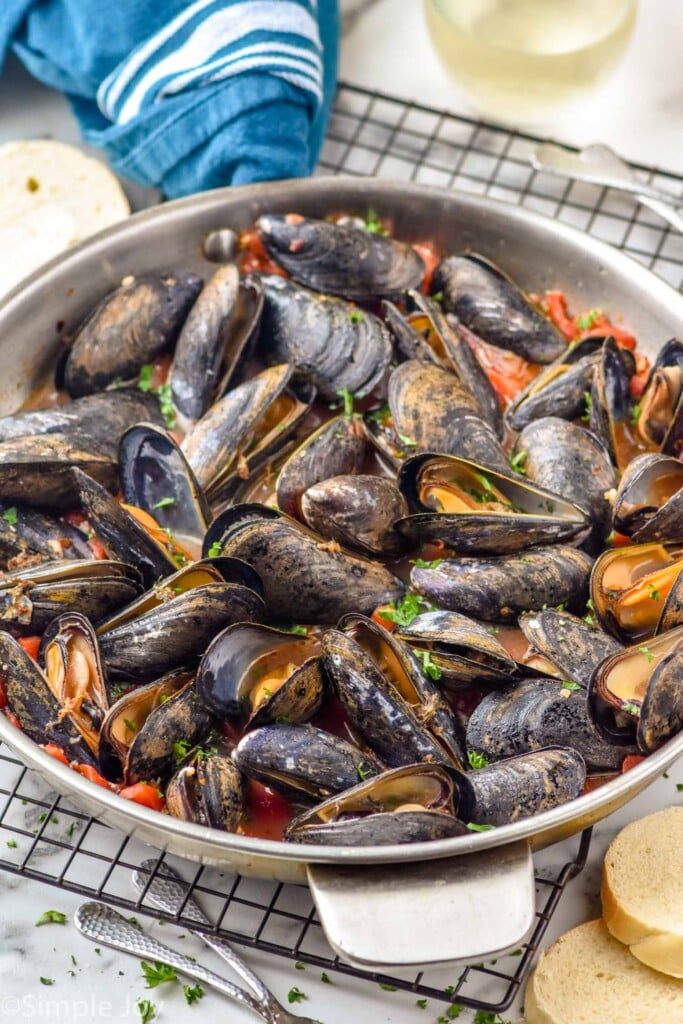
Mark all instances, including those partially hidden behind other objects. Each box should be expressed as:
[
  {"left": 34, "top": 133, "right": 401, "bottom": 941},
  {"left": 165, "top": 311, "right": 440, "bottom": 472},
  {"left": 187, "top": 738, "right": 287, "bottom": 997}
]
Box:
[{"left": 307, "top": 840, "right": 534, "bottom": 969}]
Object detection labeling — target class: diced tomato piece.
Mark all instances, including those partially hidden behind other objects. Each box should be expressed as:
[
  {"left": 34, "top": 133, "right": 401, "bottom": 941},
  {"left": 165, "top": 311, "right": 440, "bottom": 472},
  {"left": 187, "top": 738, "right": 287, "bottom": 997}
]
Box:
[
  {"left": 88, "top": 536, "right": 108, "bottom": 560},
  {"left": 544, "top": 291, "right": 579, "bottom": 341},
  {"left": 238, "top": 228, "right": 286, "bottom": 276},
  {"left": 62, "top": 510, "right": 86, "bottom": 529},
  {"left": 621, "top": 754, "right": 647, "bottom": 772},
  {"left": 5, "top": 712, "right": 22, "bottom": 730},
  {"left": 608, "top": 531, "right": 632, "bottom": 548},
  {"left": 72, "top": 764, "right": 113, "bottom": 789},
  {"left": 412, "top": 241, "right": 442, "bottom": 293},
  {"left": 18, "top": 636, "right": 41, "bottom": 662},
  {"left": 463, "top": 331, "right": 540, "bottom": 403},
  {"left": 118, "top": 782, "right": 165, "bottom": 812},
  {"left": 40, "top": 743, "right": 69, "bottom": 765},
  {"left": 372, "top": 606, "right": 396, "bottom": 631},
  {"left": 581, "top": 314, "right": 636, "bottom": 350}
]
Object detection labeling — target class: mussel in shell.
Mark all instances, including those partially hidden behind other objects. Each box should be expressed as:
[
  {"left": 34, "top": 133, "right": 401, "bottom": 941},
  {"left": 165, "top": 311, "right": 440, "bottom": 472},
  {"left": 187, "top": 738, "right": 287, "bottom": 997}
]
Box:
[
  {"left": 518, "top": 608, "right": 622, "bottom": 687},
  {"left": 412, "top": 546, "right": 593, "bottom": 622},
  {"left": 633, "top": 337, "right": 683, "bottom": 455},
  {"left": 0, "top": 503, "right": 92, "bottom": 569},
  {"left": 256, "top": 214, "right": 425, "bottom": 299},
  {"left": 612, "top": 453, "right": 683, "bottom": 543},
  {"left": 0, "top": 435, "right": 117, "bottom": 510},
  {"left": 396, "top": 609, "right": 517, "bottom": 688},
  {"left": 64, "top": 272, "right": 202, "bottom": 397},
  {"left": 275, "top": 414, "right": 367, "bottom": 519},
  {"left": 196, "top": 622, "right": 324, "bottom": 728},
  {"left": 589, "top": 542, "right": 683, "bottom": 641},
  {"left": 589, "top": 336, "right": 637, "bottom": 472},
  {"left": 505, "top": 338, "right": 603, "bottom": 431},
  {"left": 431, "top": 254, "right": 566, "bottom": 363},
  {"left": 205, "top": 504, "right": 403, "bottom": 623},
  {"left": 284, "top": 763, "right": 467, "bottom": 846},
  {"left": 397, "top": 454, "right": 588, "bottom": 553},
  {"left": 301, "top": 474, "right": 408, "bottom": 557},
  {"left": 258, "top": 274, "right": 393, "bottom": 400},
  {"left": 166, "top": 747, "right": 244, "bottom": 831},
  {"left": 232, "top": 723, "right": 382, "bottom": 802}
]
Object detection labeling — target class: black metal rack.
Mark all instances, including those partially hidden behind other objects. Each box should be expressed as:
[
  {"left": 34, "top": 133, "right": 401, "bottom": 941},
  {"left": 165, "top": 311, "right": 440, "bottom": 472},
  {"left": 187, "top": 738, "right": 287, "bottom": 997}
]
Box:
[{"left": 2, "top": 81, "right": 682, "bottom": 1015}]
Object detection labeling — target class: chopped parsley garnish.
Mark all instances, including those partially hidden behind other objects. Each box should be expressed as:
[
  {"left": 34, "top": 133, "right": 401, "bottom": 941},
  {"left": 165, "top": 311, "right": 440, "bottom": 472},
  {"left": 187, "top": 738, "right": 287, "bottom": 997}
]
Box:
[
  {"left": 172, "top": 739, "right": 191, "bottom": 763},
  {"left": 288, "top": 986, "right": 307, "bottom": 1004},
  {"left": 141, "top": 960, "right": 178, "bottom": 988},
  {"left": 431, "top": 291, "right": 444, "bottom": 304},
  {"left": 622, "top": 702, "right": 640, "bottom": 716},
  {"left": 648, "top": 585, "right": 661, "bottom": 601},
  {"left": 138, "top": 365, "right": 154, "bottom": 393},
  {"left": 417, "top": 649, "right": 442, "bottom": 681},
  {"left": 378, "top": 593, "right": 434, "bottom": 627},
  {"left": 348, "top": 310, "right": 364, "bottom": 324},
  {"left": 467, "top": 823, "right": 495, "bottom": 832},
  {"left": 630, "top": 401, "right": 642, "bottom": 425},
  {"left": 638, "top": 645, "right": 654, "bottom": 663},
  {"left": 286, "top": 624, "right": 308, "bottom": 635},
  {"left": 581, "top": 390, "right": 593, "bottom": 422},
  {"left": 40, "top": 977, "right": 54, "bottom": 986},
  {"left": 35, "top": 910, "right": 67, "bottom": 926},
  {"left": 6, "top": 838, "right": 17, "bottom": 848},
  {"left": 677, "top": 783, "right": 683, "bottom": 792},
  {"left": 417, "top": 998, "right": 428, "bottom": 1009},
  {"left": 467, "top": 751, "right": 489, "bottom": 770},
  {"left": 364, "top": 209, "right": 389, "bottom": 236},
  {"left": 560, "top": 681, "right": 582, "bottom": 692},
  {"left": 487, "top": 626, "right": 500, "bottom": 635},
  {"left": 411, "top": 557, "right": 443, "bottom": 569},
  {"left": 295, "top": 960, "right": 305, "bottom": 970},
  {"left": 158, "top": 383, "right": 176, "bottom": 429},
  {"left": 321, "top": 972, "right": 332, "bottom": 984},
  {"left": 379, "top": 983, "right": 397, "bottom": 991},
  {"left": 183, "top": 983, "right": 204, "bottom": 1005},
  {"left": 2, "top": 507, "right": 18, "bottom": 526},
  {"left": 123, "top": 718, "right": 139, "bottom": 734},
  {"left": 152, "top": 497, "right": 176, "bottom": 510},
  {"left": 509, "top": 450, "right": 527, "bottom": 473},
  {"left": 337, "top": 387, "right": 355, "bottom": 417},
  {"left": 399, "top": 433, "right": 416, "bottom": 448},
  {"left": 207, "top": 541, "right": 222, "bottom": 558},
  {"left": 367, "top": 404, "right": 392, "bottom": 424},
  {"left": 438, "top": 1005, "right": 464, "bottom": 1022},
  {"left": 137, "top": 999, "right": 156, "bottom": 1024},
  {"left": 357, "top": 760, "right": 373, "bottom": 781},
  {"left": 576, "top": 308, "right": 602, "bottom": 331}
]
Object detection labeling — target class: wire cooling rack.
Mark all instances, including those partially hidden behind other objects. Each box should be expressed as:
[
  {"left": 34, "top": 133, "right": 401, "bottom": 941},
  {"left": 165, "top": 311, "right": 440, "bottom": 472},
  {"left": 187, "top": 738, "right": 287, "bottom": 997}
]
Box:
[{"left": 1, "top": 80, "right": 681, "bottom": 1013}]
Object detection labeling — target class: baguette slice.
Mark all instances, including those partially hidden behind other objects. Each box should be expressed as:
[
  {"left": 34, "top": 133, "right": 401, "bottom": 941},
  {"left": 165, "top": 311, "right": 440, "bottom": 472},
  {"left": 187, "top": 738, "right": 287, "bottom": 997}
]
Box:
[
  {"left": 602, "top": 805, "right": 683, "bottom": 977},
  {"left": 525, "top": 919, "right": 683, "bottom": 1024}
]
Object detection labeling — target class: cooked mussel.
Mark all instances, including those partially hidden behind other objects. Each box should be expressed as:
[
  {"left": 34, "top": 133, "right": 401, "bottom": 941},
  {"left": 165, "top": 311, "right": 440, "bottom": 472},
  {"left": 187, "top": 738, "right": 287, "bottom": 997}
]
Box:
[
  {"left": 0, "top": 502, "right": 92, "bottom": 569},
  {"left": 196, "top": 623, "right": 324, "bottom": 728},
  {"left": 205, "top": 504, "right": 403, "bottom": 623},
  {"left": 257, "top": 274, "right": 393, "bottom": 400},
  {"left": 633, "top": 337, "right": 683, "bottom": 455},
  {"left": 0, "top": 434, "right": 117, "bottom": 509},
  {"left": 431, "top": 254, "right": 566, "bottom": 363},
  {"left": 612, "top": 453, "right": 683, "bottom": 543},
  {"left": 232, "top": 723, "right": 382, "bottom": 801},
  {"left": 275, "top": 414, "right": 367, "bottom": 519},
  {"left": 396, "top": 609, "right": 517, "bottom": 687},
  {"left": 166, "top": 746, "right": 243, "bottom": 831},
  {"left": 256, "top": 214, "right": 425, "bottom": 299},
  {"left": 411, "top": 546, "right": 593, "bottom": 622},
  {"left": 518, "top": 608, "right": 622, "bottom": 687},
  {"left": 284, "top": 763, "right": 466, "bottom": 846},
  {"left": 301, "top": 474, "right": 408, "bottom": 557},
  {"left": 589, "top": 336, "right": 637, "bottom": 472},
  {"left": 589, "top": 542, "right": 683, "bottom": 641},
  {"left": 505, "top": 338, "right": 603, "bottom": 431},
  {"left": 397, "top": 454, "right": 588, "bottom": 553},
  {"left": 64, "top": 272, "right": 202, "bottom": 397}
]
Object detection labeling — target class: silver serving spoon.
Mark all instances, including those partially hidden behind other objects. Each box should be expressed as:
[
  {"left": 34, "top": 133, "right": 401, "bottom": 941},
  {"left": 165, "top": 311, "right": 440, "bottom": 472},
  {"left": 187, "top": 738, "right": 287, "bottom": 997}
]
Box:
[
  {"left": 75, "top": 901, "right": 324, "bottom": 1024},
  {"left": 532, "top": 141, "right": 683, "bottom": 234}
]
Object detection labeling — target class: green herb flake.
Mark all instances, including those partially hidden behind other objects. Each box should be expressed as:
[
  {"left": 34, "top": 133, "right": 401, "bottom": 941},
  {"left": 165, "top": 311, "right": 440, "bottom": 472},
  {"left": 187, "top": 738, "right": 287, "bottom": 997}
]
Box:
[
  {"left": 411, "top": 557, "right": 443, "bottom": 569},
  {"left": 364, "top": 210, "right": 389, "bottom": 236},
  {"left": 581, "top": 390, "right": 593, "bottom": 422},
  {"left": 152, "top": 496, "right": 177, "bottom": 510},
  {"left": 141, "top": 960, "right": 178, "bottom": 988},
  {"left": 486, "top": 626, "right": 500, "bottom": 635},
  {"left": 183, "top": 983, "right": 204, "bottom": 1005},
  {"left": 137, "top": 999, "right": 156, "bottom": 1024},
  {"left": 648, "top": 585, "right": 661, "bottom": 601},
  {"left": 157, "top": 383, "right": 176, "bottom": 429},
  {"left": 431, "top": 291, "right": 444, "bottom": 304},
  {"left": 417, "top": 649, "right": 442, "bottom": 681},
  {"left": 123, "top": 718, "right": 139, "bottom": 735},
  {"left": 379, "top": 983, "right": 397, "bottom": 991},
  {"left": 2, "top": 507, "right": 18, "bottom": 526},
  {"left": 630, "top": 401, "right": 642, "bottom": 425},
  {"left": 367, "top": 404, "right": 392, "bottom": 424},
  {"left": 40, "top": 977, "right": 54, "bottom": 986},
  {"left": 172, "top": 739, "right": 191, "bottom": 763},
  {"left": 207, "top": 541, "right": 223, "bottom": 558},
  {"left": 347, "top": 310, "right": 364, "bottom": 324},
  {"left": 286, "top": 624, "right": 308, "bottom": 635},
  {"left": 294, "top": 961, "right": 305, "bottom": 970},
  {"left": 622, "top": 701, "right": 640, "bottom": 716},
  {"left": 576, "top": 308, "right": 602, "bottom": 331},
  {"left": 138, "top": 365, "right": 154, "bottom": 393},
  {"left": 378, "top": 593, "right": 434, "bottom": 627},
  {"left": 399, "top": 433, "right": 417, "bottom": 448},
  {"left": 416, "top": 998, "right": 428, "bottom": 1009},
  {"left": 467, "top": 823, "right": 495, "bottom": 832},
  {"left": 509, "top": 450, "right": 527, "bottom": 473},
  {"left": 357, "top": 760, "right": 373, "bottom": 782},
  {"left": 337, "top": 387, "right": 355, "bottom": 417},
  {"left": 560, "top": 681, "right": 582, "bottom": 692},
  {"left": 6, "top": 839, "right": 17, "bottom": 848},
  {"left": 638, "top": 645, "right": 655, "bottom": 664},
  {"left": 467, "top": 751, "right": 489, "bottom": 770},
  {"left": 36, "top": 910, "right": 67, "bottom": 927},
  {"left": 676, "top": 783, "right": 683, "bottom": 792},
  {"left": 288, "top": 987, "right": 307, "bottom": 1004},
  {"left": 321, "top": 972, "right": 332, "bottom": 984}
]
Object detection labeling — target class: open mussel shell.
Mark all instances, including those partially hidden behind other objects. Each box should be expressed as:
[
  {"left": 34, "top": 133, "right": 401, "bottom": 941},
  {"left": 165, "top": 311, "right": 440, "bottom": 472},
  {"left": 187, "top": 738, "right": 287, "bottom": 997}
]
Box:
[
  {"left": 205, "top": 504, "right": 403, "bottom": 623},
  {"left": 518, "top": 609, "right": 622, "bottom": 687},
  {"left": 73, "top": 467, "right": 180, "bottom": 587},
  {"left": 0, "top": 502, "right": 92, "bottom": 569},
  {"left": 196, "top": 623, "right": 324, "bottom": 728},
  {"left": 589, "top": 336, "right": 637, "bottom": 473},
  {"left": 338, "top": 613, "right": 466, "bottom": 767},
  {"left": 275, "top": 415, "right": 367, "bottom": 519},
  {"left": 256, "top": 214, "right": 425, "bottom": 299},
  {"left": 322, "top": 628, "right": 450, "bottom": 769},
  {"left": 590, "top": 542, "right": 683, "bottom": 642},
  {"left": 612, "top": 453, "right": 683, "bottom": 543},
  {"left": 0, "top": 434, "right": 117, "bottom": 510},
  {"left": 0, "top": 632, "right": 96, "bottom": 765},
  {"left": 0, "top": 389, "right": 164, "bottom": 457},
  {"left": 396, "top": 609, "right": 517, "bottom": 688},
  {"left": 181, "top": 363, "right": 314, "bottom": 502},
  {"left": 505, "top": 338, "right": 603, "bottom": 431},
  {"left": 0, "top": 559, "right": 143, "bottom": 635},
  {"left": 98, "top": 581, "right": 265, "bottom": 683},
  {"left": 432, "top": 253, "right": 566, "bottom": 364},
  {"left": 232, "top": 723, "right": 383, "bottom": 802},
  {"left": 169, "top": 265, "right": 263, "bottom": 423},
  {"left": 166, "top": 747, "right": 244, "bottom": 831},
  {"left": 257, "top": 274, "right": 393, "bottom": 400},
  {"left": 397, "top": 454, "right": 589, "bottom": 554},
  {"left": 38, "top": 612, "right": 109, "bottom": 755},
  {"left": 301, "top": 474, "right": 408, "bottom": 558},
  {"left": 99, "top": 673, "right": 211, "bottom": 784},
  {"left": 513, "top": 418, "right": 616, "bottom": 546},
  {"left": 656, "top": 567, "right": 683, "bottom": 633},
  {"left": 64, "top": 271, "right": 202, "bottom": 397},
  {"left": 633, "top": 337, "right": 683, "bottom": 455},
  {"left": 284, "top": 763, "right": 467, "bottom": 846},
  {"left": 119, "top": 423, "right": 209, "bottom": 561},
  {"left": 588, "top": 624, "right": 683, "bottom": 750},
  {"left": 461, "top": 747, "right": 587, "bottom": 827},
  {"left": 466, "top": 677, "right": 627, "bottom": 771},
  {"left": 412, "top": 546, "right": 593, "bottom": 623}
]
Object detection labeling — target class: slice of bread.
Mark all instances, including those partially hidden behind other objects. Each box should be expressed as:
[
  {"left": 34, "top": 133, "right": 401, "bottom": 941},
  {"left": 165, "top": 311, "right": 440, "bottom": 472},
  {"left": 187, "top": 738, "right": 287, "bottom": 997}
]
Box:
[
  {"left": 601, "top": 805, "right": 683, "bottom": 977},
  {"left": 524, "top": 918, "right": 683, "bottom": 1024}
]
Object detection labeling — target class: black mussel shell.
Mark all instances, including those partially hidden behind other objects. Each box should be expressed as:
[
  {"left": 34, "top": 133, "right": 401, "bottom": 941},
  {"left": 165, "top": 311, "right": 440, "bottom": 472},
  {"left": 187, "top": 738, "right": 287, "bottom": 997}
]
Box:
[
  {"left": 634, "top": 337, "right": 683, "bottom": 455},
  {"left": 396, "top": 609, "right": 517, "bottom": 687},
  {"left": 0, "top": 435, "right": 117, "bottom": 510},
  {"left": 519, "top": 608, "right": 622, "bottom": 687},
  {"left": 612, "top": 453, "right": 683, "bottom": 544},
  {"left": 505, "top": 339, "right": 603, "bottom": 431},
  {"left": 0, "top": 502, "right": 92, "bottom": 569},
  {"left": 276, "top": 415, "right": 367, "bottom": 519},
  {"left": 166, "top": 748, "right": 244, "bottom": 831},
  {"left": 589, "top": 336, "right": 636, "bottom": 472},
  {"left": 589, "top": 542, "right": 683, "bottom": 642},
  {"left": 301, "top": 474, "right": 408, "bottom": 558}
]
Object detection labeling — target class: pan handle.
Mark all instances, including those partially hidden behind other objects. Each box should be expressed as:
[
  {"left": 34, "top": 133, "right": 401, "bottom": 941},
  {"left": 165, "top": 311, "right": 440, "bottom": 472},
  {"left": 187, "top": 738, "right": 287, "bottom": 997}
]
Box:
[{"left": 306, "top": 840, "right": 534, "bottom": 969}]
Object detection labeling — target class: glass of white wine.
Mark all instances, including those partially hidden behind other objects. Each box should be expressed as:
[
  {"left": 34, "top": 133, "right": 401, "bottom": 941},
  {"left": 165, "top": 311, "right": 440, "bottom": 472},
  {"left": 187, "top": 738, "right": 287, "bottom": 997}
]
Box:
[{"left": 423, "top": 0, "right": 637, "bottom": 123}]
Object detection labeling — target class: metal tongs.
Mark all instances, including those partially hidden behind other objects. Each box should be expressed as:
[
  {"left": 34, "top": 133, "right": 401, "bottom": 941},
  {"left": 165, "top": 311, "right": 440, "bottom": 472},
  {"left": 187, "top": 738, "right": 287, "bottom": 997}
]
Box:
[
  {"left": 532, "top": 142, "right": 683, "bottom": 235},
  {"left": 75, "top": 859, "right": 324, "bottom": 1024}
]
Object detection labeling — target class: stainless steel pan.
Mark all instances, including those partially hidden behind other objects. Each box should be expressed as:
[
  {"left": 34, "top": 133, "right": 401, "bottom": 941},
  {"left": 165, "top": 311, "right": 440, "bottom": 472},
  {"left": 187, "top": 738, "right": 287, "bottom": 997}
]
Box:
[{"left": 0, "top": 177, "right": 681, "bottom": 969}]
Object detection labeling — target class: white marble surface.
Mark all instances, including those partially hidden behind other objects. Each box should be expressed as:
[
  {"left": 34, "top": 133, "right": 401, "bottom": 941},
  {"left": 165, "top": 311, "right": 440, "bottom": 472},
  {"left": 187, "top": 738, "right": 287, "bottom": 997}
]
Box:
[{"left": 0, "top": 4, "right": 682, "bottom": 1023}]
